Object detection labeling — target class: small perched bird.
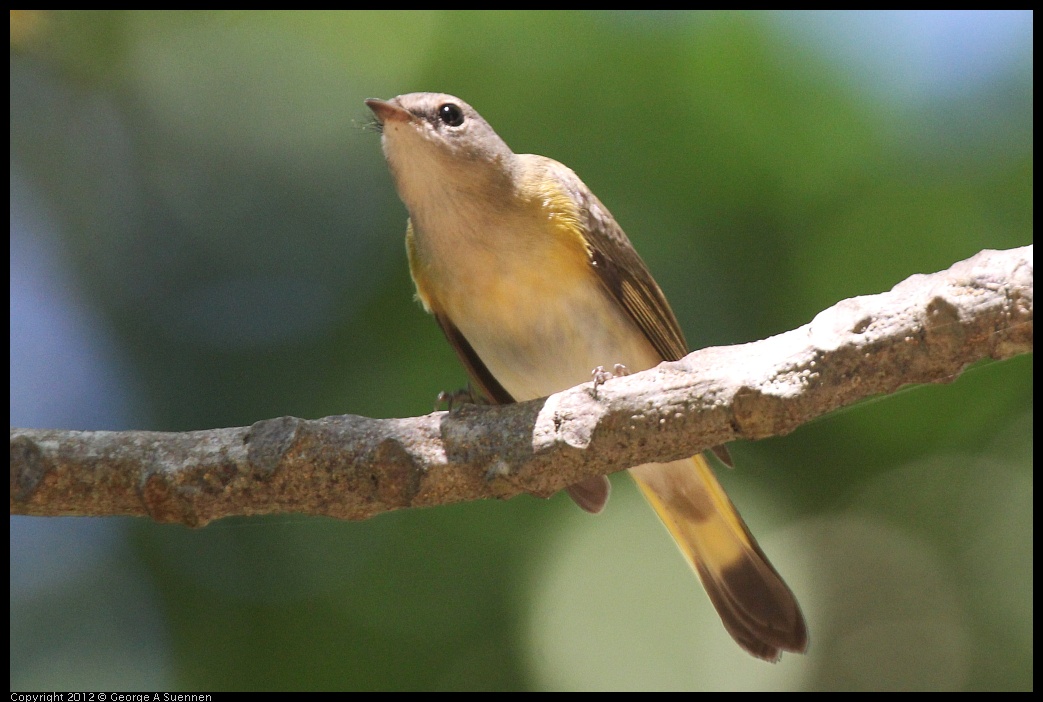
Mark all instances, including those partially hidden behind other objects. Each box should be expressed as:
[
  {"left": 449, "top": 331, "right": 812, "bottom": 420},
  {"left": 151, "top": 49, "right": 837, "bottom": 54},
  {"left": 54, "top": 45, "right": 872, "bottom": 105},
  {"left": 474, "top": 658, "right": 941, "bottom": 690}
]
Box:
[{"left": 367, "top": 92, "right": 807, "bottom": 661}]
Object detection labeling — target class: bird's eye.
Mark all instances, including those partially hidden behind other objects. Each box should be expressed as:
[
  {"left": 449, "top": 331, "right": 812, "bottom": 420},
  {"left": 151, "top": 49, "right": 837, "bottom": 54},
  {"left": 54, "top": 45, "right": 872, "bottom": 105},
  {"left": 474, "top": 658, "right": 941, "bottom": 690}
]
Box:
[{"left": 438, "top": 103, "right": 465, "bottom": 127}]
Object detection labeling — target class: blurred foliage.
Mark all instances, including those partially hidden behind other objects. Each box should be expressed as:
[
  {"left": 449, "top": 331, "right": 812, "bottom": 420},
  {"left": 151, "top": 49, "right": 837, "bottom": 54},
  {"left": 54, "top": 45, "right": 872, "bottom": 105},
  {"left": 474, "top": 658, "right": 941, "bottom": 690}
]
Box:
[{"left": 10, "top": 11, "right": 1031, "bottom": 691}]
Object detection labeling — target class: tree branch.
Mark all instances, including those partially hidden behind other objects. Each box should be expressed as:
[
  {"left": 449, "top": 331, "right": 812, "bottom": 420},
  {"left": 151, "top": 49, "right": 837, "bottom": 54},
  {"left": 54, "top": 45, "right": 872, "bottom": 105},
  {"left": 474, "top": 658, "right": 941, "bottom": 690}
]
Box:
[{"left": 10, "top": 246, "right": 1033, "bottom": 527}]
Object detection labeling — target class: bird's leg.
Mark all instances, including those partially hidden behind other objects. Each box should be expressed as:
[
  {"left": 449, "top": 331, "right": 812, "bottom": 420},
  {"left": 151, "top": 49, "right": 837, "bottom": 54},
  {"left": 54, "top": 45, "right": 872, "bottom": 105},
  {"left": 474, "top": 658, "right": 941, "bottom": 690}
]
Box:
[
  {"left": 435, "top": 384, "right": 480, "bottom": 412},
  {"left": 590, "top": 363, "right": 630, "bottom": 398}
]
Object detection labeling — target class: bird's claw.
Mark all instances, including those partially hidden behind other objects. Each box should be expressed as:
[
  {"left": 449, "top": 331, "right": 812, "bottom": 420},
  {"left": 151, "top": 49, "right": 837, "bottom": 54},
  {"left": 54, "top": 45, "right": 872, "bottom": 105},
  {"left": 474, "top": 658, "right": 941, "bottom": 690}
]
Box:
[
  {"left": 590, "top": 363, "right": 629, "bottom": 398},
  {"left": 435, "top": 387, "right": 476, "bottom": 412}
]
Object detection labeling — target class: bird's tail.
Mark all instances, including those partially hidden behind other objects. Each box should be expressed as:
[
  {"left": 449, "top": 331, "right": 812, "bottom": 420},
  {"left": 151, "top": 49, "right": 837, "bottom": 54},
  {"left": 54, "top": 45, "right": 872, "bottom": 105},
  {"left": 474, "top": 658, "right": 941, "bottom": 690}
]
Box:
[{"left": 629, "top": 455, "right": 808, "bottom": 661}]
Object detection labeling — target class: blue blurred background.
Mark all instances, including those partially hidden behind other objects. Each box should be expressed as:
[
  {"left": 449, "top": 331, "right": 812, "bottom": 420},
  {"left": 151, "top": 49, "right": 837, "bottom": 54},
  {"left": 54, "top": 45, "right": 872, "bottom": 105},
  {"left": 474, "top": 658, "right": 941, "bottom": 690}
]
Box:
[{"left": 10, "top": 11, "right": 1032, "bottom": 691}]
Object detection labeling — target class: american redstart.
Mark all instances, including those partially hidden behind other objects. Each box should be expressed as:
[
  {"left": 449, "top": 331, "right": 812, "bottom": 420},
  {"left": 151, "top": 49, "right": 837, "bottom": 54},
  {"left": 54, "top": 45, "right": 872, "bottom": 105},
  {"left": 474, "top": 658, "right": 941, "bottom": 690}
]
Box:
[{"left": 367, "top": 93, "right": 807, "bottom": 661}]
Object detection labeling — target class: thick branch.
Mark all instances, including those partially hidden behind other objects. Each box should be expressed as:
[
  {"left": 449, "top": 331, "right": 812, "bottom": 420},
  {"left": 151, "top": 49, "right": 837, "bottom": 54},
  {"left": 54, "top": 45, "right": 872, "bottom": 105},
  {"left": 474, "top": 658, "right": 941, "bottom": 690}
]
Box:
[{"left": 10, "top": 246, "right": 1032, "bottom": 527}]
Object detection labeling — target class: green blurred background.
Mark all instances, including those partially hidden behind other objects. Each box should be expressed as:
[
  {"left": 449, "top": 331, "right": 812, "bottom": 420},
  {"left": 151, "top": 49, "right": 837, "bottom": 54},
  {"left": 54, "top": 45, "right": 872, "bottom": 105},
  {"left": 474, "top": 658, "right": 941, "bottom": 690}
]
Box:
[{"left": 10, "top": 10, "right": 1032, "bottom": 691}]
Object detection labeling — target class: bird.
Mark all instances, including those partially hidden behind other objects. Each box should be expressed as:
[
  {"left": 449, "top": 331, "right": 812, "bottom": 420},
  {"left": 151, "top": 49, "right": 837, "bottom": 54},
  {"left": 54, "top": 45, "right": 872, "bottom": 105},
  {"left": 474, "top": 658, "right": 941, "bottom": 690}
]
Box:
[{"left": 366, "top": 92, "right": 808, "bottom": 661}]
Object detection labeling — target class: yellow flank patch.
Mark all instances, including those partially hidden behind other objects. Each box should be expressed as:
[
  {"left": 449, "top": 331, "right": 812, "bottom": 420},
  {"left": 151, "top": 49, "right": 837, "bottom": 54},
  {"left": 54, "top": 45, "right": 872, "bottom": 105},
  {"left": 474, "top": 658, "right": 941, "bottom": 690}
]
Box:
[
  {"left": 525, "top": 160, "right": 589, "bottom": 259},
  {"left": 405, "top": 218, "right": 444, "bottom": 315}
]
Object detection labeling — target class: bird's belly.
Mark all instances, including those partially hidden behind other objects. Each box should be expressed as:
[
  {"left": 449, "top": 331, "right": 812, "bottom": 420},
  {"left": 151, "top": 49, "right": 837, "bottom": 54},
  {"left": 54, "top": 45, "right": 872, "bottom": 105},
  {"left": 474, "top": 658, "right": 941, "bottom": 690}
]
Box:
[{"left": 450, "top": 271, "right": 662, "bottom": 402}]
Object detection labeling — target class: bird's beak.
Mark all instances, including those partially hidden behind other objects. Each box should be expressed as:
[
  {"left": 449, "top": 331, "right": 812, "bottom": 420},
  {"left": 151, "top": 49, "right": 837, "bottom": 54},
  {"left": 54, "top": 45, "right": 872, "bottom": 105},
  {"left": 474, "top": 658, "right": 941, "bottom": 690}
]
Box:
[{"left": 365, "top": 98, "right": 410, "bottom": 126}]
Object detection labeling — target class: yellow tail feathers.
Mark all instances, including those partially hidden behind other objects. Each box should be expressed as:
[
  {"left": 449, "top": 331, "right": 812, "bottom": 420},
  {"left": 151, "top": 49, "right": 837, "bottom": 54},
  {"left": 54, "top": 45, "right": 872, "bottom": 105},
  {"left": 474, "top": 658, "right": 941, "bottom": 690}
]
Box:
[{"left": 630, "top": 455, "right": 808, "bottom": 662}]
